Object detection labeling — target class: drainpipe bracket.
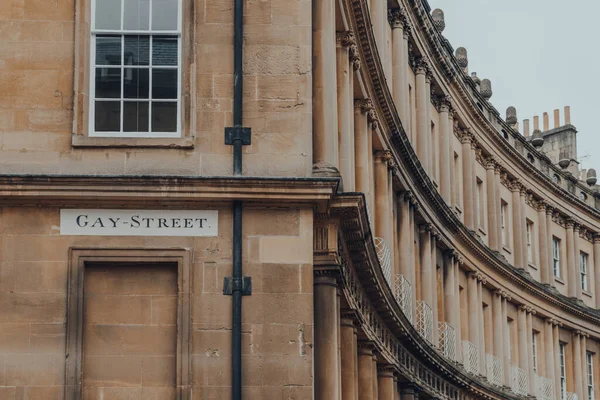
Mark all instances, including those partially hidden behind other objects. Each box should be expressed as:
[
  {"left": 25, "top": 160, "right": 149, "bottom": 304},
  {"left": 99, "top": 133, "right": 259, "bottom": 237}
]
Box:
[
  {"left": 223, "top": 276, "right": 252, "bottom": 295},
  {"left": 225, "top": 126, "right": 252, "bottom": 145}
]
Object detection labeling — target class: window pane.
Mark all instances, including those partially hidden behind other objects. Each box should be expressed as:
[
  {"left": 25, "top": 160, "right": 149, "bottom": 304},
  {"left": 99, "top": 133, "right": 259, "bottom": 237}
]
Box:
[
  {"left": 95, "top": 68, "right": 122, "bottom": 98},
  {"left": 124, "top": 36, "right": 149, "bottom": 65},
  {"left": 152, "top": 69, "right": 177, "bottom": 99},
  {"left": 96, "top": 36, "right": 122, "bottom": 65},
  {"left": 95, "top": 101, "right": 120, "bottom": 131},
  {"left": 123, "top": 101, "right": 149, "bottom": 132},
  {"left": 124, "top": 68, "right": 149, "bottom": 98},
  {"left": 123, "top": 0, "right": 150, "bottom": 30},
  {"left": 152, "top": 36, "right": 178, "bottom": 66},
  {"left": 95, "top": 0, "right": 122, "bottom": 30},
  {"left": 151, "top": 102, "right": 177, "bottom": 132},
  {"left": 151, "top": 0, "right": 178, "bottom": 30}
]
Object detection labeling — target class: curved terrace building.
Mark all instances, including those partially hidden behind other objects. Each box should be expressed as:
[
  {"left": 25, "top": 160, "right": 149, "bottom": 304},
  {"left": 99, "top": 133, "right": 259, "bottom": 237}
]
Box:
[{"left": 0, "top": 0, "right": 599, "bottom": 399}]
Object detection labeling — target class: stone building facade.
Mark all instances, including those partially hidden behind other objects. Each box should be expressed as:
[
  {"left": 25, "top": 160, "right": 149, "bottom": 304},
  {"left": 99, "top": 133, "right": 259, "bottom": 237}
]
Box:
[{"left": 0, "top": 0, "right": 599, "bottom": 399}]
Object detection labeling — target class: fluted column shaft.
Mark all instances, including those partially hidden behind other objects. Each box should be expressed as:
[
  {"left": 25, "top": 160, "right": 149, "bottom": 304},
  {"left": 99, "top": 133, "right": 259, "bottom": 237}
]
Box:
[
  {"left": 544, "top": 319, "right": 555, "bottom": 384},
  {"left": 517, "top": 306, "right": 529, "bottom": 374},
  {"left": 375, "top": 152, "right": 391, "bottom": 246},
  {"left": 358, "top": 345, "right": 374, "bottom": 400},
  {"left": 431, "top": 232, "right": 439, "bottom": 344},
  {"left": 519, "top": 188, "right": 528, "bottom": 267},
  {"left": 538, "top": 204, "right": 549, "bottom": 284},
  {"left": 502, "top": 296, "right": 511, "bottom": 386},
  {"left": 439, "top": 102, "right": 452, "bottom": 203},
  {"left": 595, "top": 236, "right": 600, "bottom": 308},
  {"left": 415, "top": 64, "right": 430, "bottom": 174},
  {"left": 369, "top": 0, "right": 386, "bottom": 73},
  {"left": 553, "top": 323, "right": 561, "bottom": 399},
  {"left": 467, "top": 273, "right": 480, "bottom": 358},
  {"left": 314, "top": 275, "right": 340, "bottom": 400},
  {"left": 477, "top": 279, "right": 486, "bottom": 372},
  {"left": 443, "top": 252, "right": 457, "bottom": 331},
  {"left": 419, "top": 226, "right": 433, "bottom": 309},
  {"left": 526, "top": 310, "right": 535, "bottom": 395},
  {"left": 511, "top": 184, "right": 524, "bottom": 268},
  {"left": 566, "top": 221, "right": 577, "bottom": 297},
  {"left": 485, "top": 160, "right": 498, "bottom": 250},
  {"left": 354, "top": 100, "right": 372, "bottom": 216},
  {"left": 409, "top": 205, "right": 417, "bottom": 318},
  {"left": 341, "top": 316, "right": 357, "bottom": 400},
  {"left": 492, "top": 292, "right": 504, "bottom": 366},
  {"left": 546, "top": 208, "right": 555, "bottom": 286},
  {"left": 313, "top": 0, "right": 338, "bottom": 170},
  {"left": 337, "top": 33, "right": 355, "bottom": 192},
  {"left": 574, "top": 332, "right": 583, "bottom": 398},
  {"left": 398, "top": 193, "right": 412, "bottom": 282},
  {"left": 581, "top": 334, "right": 588, "bottom": 397},
  {"left": 494, "top": 165, "right": 503, "bottom": 246},
  {"left": 453, "top": 257, "right": 462, "bottom": 361},
  {"left": 377, "top": 368, "right": 395, "bottom": 400},
  {"left": 461, "top": 134, "right": 475, "bottom": 229},
  {"left": 574, "top": 225, "right": 582, "bottom": 299},
  {"left": 391, "top": 13, "right": 408, "bottom": 127}
]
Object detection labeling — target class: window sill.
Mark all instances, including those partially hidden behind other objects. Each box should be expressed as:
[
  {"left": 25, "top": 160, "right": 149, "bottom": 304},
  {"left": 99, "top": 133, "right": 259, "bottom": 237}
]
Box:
[
  {"left": 554, "top": 276, "right": 565, "bottom": 285},
  {"left": 72, "top": 134, "right": 195, "bottom": 149},
  {"left": 583, "top": 290, "right": 592, "bottom": 298}
]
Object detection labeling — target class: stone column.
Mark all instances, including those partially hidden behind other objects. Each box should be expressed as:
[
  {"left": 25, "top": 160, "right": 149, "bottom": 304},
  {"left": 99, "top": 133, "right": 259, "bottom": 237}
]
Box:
[
  {"left": 401, "top": 27, "right": 411, "bottom": 136},
  {"left": 408, "top": 202, "right": 417, "bottom": 318},
  {"left": 460, "top": 131, "right": 475, "bottom": 229},
  {"left": 337, "top": 289, "right": 342, "bottom": 399},
  {"left": 581, "top": 333, "right": 588, "bottom": 396},
  {"left": 537, "top": 202, "right": 549, "bottom": 284},
  {"left": 595, "top": 234, "right": 600, "bottom": 308},
  {"left": 341, "top": 314, "right": 358, "bottom": 400},
  {"left": 354, "top": 99, "right": 373, "bottom": 209},
  {"left": 358, "top": 344, "right": 374, "bottom": 400},
  {"left": 492, "top": 291, "right": 504, "bottom": 369},
  {"left": 377, "top": 366, "right": 395, "bottom": 400},
  {"left": 519, "top": 186, "right": 528, "bottom": 267},
  {"left": 574, "top": 224, "right": 582, "bottom": 299},
  {"left": 375, "top": 151, "right": 392, "bottom": 250},
  {"left": 517, "top": 306, "right": 529, "bottom": 374},
  {"left": 544, "top": 319, "right": 555, "bottom": 385},
  {"left": 369, "top": 0, "right": 386, "bottom": 71},
  {"left": 313, "top": 0, "right": 339, "bottom": 176},
  {"left": 454, "top": 256, "right": 462, "bottom": 362},
  {"left": 431, "top": 230, "right": 439, "bottom": 344},
  {"left": 390, "top": 9, "right": 407, "bottom": 126},
  {"left": 314, "top": 274, "right": 340, "bottom": 399},
  {"left": 566, "top": 220, "right": 577, "bottom": 298},
  {"left": 477, "top": 277, "right": 486, "bottom": 373},
  {"left": 526, "top": 309, "right": 535, "bottom": 395},
  {"left": 494, "top": 164, "right": 503, "bottom": 245},
  {"left": 485, "top": 159, "right": 498, "bottom": 250},
  {"left": 553, "top": 322, "right": 561, "bottom": 398},
  {"left": 573, "top": 331, "right": 583, "bottom": 399},
  {"left": 419, "top": 225, "right": 433, "bottom": 311},
  {"left": 372, "top": 355, "right": 378, "bottom": 400},
  {"left": 368, "top": 124, "right": 376, "bottom": 231},
  {"left": 399, "top": 386, "right": 417, "bottom": 400},
  {"left": 502, "top": 295, "right": 511, "bottom": 386},
  {"left": 398, "top": 192, "right": 413, "bottom": 284},
  {"left": 415, "top": 59, "right": 430, "bottom": 174},
  {"left": 439, "top": 98, "right": 452, "bottom": 204},
  {"left": 443, "top": 251, "right": 457, "bottom": 333},
  {"left": 510, "top": 182, "right": 524, "bottom": 268},
  {"left": 336, "top": 31, "right": 356, "bottom": 192},
  {"left": 467, "top": 272, "right": 480, "bottom": 363},
  {"left": 546, "top": 207, "right": 555, "bottom": 287}
]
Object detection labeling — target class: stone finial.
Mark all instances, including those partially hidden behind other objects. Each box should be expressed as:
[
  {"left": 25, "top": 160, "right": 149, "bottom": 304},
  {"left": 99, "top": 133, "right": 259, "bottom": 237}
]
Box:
[
  {"left": 558, "top": 150, "right": 571, "bottom": 170},
  {"left": 506, "top": 106, "right": 517, "bottom": 125},
  {"left": 531, "top": 129, "right": 544, "bottom": 148},
  {"left": 432, "top": 9, "right": 445, "bottom": 32},
  {"left": 587, "top": 169, "right": 597, "bottom": 186},
  {"left": 455, "top": 47, "right": 468, "bottom": 69},
  {"left": 480, "top": 79, "right": 492, "bottom": 100}
]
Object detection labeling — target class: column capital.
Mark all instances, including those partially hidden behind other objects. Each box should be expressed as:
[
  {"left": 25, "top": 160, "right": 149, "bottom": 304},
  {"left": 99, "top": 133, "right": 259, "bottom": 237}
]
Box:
[
  {"left": 413, "top": 57, "right": 431, "bottom": 76},
  {"left": 484, "top": 156, "right": 496, "bottom": 170},
  {"left": 419, "top": 223, "right": 433, "bottom": 234},
  {"left": 377, "top": 364, "right": 396, "bottom": 378},
  {"left": 374, "top": 150, "right": 393, "bottom": 164},
  {"left": 593, "top": 233, "right": 600, "bottom": 244},
  {"left": 475, "top": 272, "right": 487, "bottom": 284},
  {"left": 354, "top": 98, "right": 373, "bottom": 113},
  {"left": 340, "top": 309, "right": 360, "bottom": 329},
  {"left": 566, "top": 219, "right": 576, "bottom": 229},
  {"left": 367, "top": 109, "right": 379, "bottom": 130},
  {"left": 388, "top": 7, "right": 407, "bottom": 28},
  {"left": 357, "top": 341, "right": 375, "bottom": 355},
  {"left": 494, "top": 162, "right": 503, "bottom": 174},
  {"left": 458, "top": 128, "right": 475, "bottom": 145},
  {"left": 535, "top": 200, "right": 548, "bottom": 212},
  {"left": 336, "top": 30, "right": 355, "bottom": 48},
  {"left": 508, "top": 179, "right": 523, "bottom": 193},
  {"left": 349, "top": 44, "right": 361, "bottom": 71},
  {"left": 546, "top": 204, "right": 555, "bottom": 216}
]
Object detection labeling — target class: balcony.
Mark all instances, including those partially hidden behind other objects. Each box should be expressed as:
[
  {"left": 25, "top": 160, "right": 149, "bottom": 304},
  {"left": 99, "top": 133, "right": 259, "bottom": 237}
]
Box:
[
  {"left": 511, "top": 365, "right": 528, "bottom": 397},
  {"left": 374, "top": 237, "right": 392, "bottom": 289},
  {"left": 566, "top": 393, "right": 579, "bottom": 400},
  {"left": 438, "top": 322, "right": 456, "bottom": 360},
  {"left": 486, "top": 353, "right": 503, "bottom": 387},
  {"left": 533, "top": 374, "right": 554, "bottom": 400},
  {"left": 462, "top": 340, "right": 480, "bottom": 375},
  {"left": 416, "top": 300, "right": 434, "bottom": 345},
  {"left": 394, "top": 274, "right": 413, "bottom": 324}
]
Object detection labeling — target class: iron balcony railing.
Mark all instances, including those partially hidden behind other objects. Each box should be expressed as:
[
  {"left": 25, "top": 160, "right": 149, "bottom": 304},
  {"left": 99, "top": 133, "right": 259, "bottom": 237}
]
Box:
[
  {"left": 511, "top": 365, "right": 529, "bottom": 397},
  {"left": 486, "top": 353, "right": 504, "bottom": 387},
  {"left": 438, "top": 322, "right": 456, "bottom": 361},
  {"left": 462, "top": 340, "right": 480, "bottom": 376},
  {"left": 394, "top": 274, "right": 413, "bottom": 324},
  {"left": 416, "top": 300, "right": 434, "bottom": 345},
  {"left": 533, "top": 374, "right": 554, "bottom": 400},
  {"left": 566, "top": 392, "right": 579, "bottom": 400},
  {"left": 374, "top": 237, "right": 392, "bottom": 289}
]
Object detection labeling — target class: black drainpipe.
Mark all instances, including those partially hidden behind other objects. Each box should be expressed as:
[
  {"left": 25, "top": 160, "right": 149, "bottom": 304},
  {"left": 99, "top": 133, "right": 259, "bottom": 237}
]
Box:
[{"left": 223, "top": 0, "right": 252, "bottom": 398}]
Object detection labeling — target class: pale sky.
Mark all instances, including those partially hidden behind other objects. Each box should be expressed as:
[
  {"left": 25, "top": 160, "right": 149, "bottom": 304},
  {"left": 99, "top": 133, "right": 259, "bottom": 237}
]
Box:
[{"left": 427, "top": 0, "right": 599, "bottom": 171}]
